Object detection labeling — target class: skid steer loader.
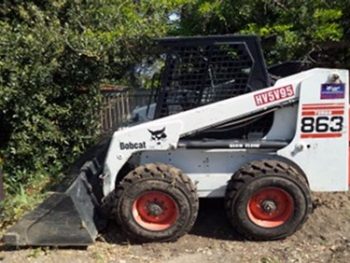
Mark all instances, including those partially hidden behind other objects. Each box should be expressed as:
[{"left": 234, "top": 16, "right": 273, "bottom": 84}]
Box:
[{"left": 3, "top": 35, "right": 349, "bottom": 246}]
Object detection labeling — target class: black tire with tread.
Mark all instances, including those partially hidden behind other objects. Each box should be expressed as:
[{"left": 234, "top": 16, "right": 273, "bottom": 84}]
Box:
[
  {"left": 225, "top": 159, "right": 312, "bottom": 240},
  {"left": 110, "top": 163, "right": 199, "bottom": 242}
]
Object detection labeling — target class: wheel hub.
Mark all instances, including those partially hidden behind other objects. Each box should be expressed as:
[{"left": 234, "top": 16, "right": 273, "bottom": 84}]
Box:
[
  {"left": 261, "top": 200, "right": 277, "bottom": 213},
  {"left": 147, "top": 202, "right": 164, "bottom": 216}
]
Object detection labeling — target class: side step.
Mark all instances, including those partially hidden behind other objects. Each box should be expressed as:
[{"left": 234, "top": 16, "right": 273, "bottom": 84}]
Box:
[{"left": 3, "top": 137, "right": 111, "bottom": 247}]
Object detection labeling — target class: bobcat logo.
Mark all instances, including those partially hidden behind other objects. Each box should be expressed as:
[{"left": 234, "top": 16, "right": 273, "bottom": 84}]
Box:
[{"left": 148, "top": 127, "right": 167, "bottom": 145}]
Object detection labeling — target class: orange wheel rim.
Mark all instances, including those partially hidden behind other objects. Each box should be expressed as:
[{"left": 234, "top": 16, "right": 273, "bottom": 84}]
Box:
[
  {"left": 247, "top": 187, "right": 294, "bottom": 228},
  {"left": 132, "top": 191, "right": 178, "bottom": 231}
]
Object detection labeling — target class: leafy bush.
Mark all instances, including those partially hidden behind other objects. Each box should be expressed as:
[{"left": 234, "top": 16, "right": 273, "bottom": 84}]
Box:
[
  {"left": 177, "top": 0, "right": 350, "bottom": 67},
  {"left": 0, "top": 0, "right": 190, "bottom": 226}
]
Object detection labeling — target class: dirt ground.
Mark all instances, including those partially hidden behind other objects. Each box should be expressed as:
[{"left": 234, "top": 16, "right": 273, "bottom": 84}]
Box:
[{"left": 1, "top": 191, "right": 349, "bottom": 263}]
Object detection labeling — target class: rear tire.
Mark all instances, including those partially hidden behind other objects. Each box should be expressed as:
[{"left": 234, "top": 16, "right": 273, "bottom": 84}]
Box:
[
  {"left": 112, "top": 163, "right": 198, "bottom": 242},
  {"left": 225, "top": 160, "right": 312, "bottom": 240}
]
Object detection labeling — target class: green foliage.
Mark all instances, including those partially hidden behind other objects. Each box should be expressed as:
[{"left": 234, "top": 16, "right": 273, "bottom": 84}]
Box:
[
  {"left": 0, "top": 4, "right": 100, "bottom": 198},
  {"left": 177, "top": 0, "right": 350, "bottom": 67},
  {"left": 0, "top": 0, "right": 190, "bottom": 225},
  {"left": 313, "top": 9, "right": 342, "bottom": 41}
]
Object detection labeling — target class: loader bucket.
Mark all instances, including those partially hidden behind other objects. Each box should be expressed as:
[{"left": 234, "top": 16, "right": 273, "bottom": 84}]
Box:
[{"left": 2, "top": 137, "right": 111, "bottom": 247}]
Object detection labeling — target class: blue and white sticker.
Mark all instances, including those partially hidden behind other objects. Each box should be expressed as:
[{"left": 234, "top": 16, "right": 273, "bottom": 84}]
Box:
[{"left": 320, "top": 83, "right": 345, "bottom": 99}]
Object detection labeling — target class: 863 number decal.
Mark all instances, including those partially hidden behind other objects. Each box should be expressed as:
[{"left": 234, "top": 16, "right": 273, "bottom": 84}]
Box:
[
  {"left": 301, "top": 116, "right": 343, "bottom": 133},
  {"left": 300, "top": 103, "right": 345, "bottom": 139}
]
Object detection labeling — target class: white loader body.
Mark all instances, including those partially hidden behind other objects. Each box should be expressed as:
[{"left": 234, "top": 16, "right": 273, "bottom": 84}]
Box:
[{"left": 103, "top": 68, "right": 349, "bottom": 197}]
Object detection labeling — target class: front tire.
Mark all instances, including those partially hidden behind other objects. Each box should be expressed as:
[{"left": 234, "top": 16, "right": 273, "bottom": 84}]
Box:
[
  {"left": 225, "top": 160, "right": 312, "bottom": 240},
  {"left": 113, "top": 163, "right": 198, "bottom": 242}
]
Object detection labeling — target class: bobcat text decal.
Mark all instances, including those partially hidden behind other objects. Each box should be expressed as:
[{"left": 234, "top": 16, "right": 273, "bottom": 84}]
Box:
[
  {"left": 120, "top": 142, "right": 146, "bottom": 150},
  {"left": 254, "top": 85, "right": 294, "bottom": 106}
]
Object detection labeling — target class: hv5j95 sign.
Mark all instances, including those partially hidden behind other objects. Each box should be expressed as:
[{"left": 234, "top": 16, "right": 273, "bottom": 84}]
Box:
[{"left": 254, "top": 85, "right": 294, "bottom": 106}]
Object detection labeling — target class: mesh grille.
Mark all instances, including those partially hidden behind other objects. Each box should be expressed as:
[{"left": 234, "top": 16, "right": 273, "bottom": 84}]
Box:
[{"left": 155, "top": 40, "right": 258, "bottom": 118}]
